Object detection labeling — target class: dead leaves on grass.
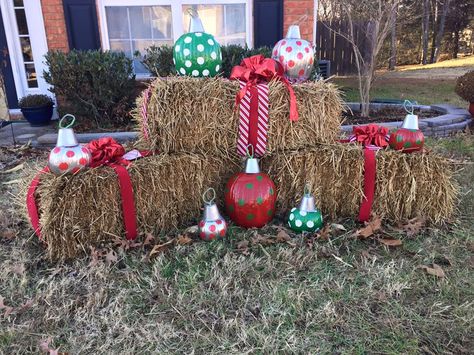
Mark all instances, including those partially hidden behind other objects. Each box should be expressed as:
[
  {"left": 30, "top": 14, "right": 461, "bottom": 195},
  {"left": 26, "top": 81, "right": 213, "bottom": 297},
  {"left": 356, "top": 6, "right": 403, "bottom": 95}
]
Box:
[
  {"left": 418, "top": 263, "right": 446, "bottom": 278},
  {"left": 0, "top": 295, "right": 34, "bottom": 318}
]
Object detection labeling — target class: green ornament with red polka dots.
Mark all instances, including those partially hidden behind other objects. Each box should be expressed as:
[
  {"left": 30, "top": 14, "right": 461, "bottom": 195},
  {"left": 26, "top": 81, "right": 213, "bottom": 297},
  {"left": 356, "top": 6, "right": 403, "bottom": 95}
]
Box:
[
  {"left": 224, "top": 149, "right": 276, "bottom": 228},
  {"left": 173, "top": 10, "right": 222, "bottom": 78},
  {"left": 287, "top": 186, "right": 323, "bottom": 233}
]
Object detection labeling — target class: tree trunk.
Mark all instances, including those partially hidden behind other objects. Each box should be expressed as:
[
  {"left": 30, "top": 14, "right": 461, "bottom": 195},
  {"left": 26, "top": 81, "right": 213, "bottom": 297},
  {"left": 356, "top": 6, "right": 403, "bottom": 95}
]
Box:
[
  {"left": 452, "top": 30, "right": 460, "bottom": 58},
  {"left": 389, "top": 7, "right": 397, "bottom": 70},
  {"left": 421, "top": 0, "right": 430, "bottom": 64},
  {"left": 430, "top": 0, "right": 439, "bottom": 62},
  {"left": 432, "top": 0, "right": 451, "bottom": 62}
]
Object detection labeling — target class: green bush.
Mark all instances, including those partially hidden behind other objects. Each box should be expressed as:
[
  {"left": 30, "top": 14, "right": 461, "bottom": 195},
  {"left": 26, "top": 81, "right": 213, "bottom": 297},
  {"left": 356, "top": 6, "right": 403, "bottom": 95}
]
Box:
[
  {"left": 43, "top": 50, "right": 136, "bottom": 128},
  {"left": 141, "top": 45, "right": 175, "bottom": 77}
]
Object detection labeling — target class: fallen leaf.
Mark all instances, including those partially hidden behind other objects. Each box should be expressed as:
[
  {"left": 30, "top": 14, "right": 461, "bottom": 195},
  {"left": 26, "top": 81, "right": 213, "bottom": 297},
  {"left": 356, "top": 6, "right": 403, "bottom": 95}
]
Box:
[
  {"left": 353, "top": 216, "right": 382, "bottom": 239},
  {"left": 316, "top": 224, "right": 331, "bottom": 240},
  {"left": 184, "top": 225, "right": 199, "bottom": 235},
  {"left": 0, "top": 163, "right": 24, "bottom": 174},
  {"left": 176, "top": 234, "right": 193, "bottom": 245},
  {"left": 398, "top": 217, "right": 426, "bottom": 237},
  {"left": 331, "top": 223, "right": 347, "bottom": 231},
  {"left": 1, "top": 230, "right": 16, "bottom": 240},
  {"left": 149, "top": 239, "right": 175, "bottom": 258},
  {"left": 105, "top": 250, "right": 118, "bottom": 264},
  {"left": 379, "top": 238, "right": 402, "bottom": 247},
  {"left": 419, "top": 263, "right": 445, "bottom": 278},
  {"left": 39, "top": 338, "right": 52, "bottom": 353},
  {"left": 236, "top": 240, "right": 250, "bottom": 255},
  {"left": 143, "top": 233, "right": 155, "bottom": 246},
  {"left": 276, "top": 229, "right": 291, "bottom": 243},
  {"left": 18, "top": 299, "right": 34, "bottom": 312},
  {"left": 88, "top": 246, "right": 106, "bottom": 267},
  {"left": 251, "top": 233, "right": 275, "bottom": 246}
]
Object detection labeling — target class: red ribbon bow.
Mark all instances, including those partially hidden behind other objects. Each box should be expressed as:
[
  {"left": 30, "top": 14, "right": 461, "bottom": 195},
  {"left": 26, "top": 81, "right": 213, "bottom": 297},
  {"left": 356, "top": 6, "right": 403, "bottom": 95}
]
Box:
[
  {"left": 86, "top": 137, "right": 128, "bottom": 168},
  {"left": 352, "top": 124, "right": 389, "bottom": 148},
  {"left": 230, "top": 55, "right": 298, "bottom": 121}
]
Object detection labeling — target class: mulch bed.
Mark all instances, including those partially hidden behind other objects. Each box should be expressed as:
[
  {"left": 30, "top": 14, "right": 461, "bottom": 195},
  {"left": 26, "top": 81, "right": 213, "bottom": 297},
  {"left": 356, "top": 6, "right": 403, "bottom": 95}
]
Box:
[{"left": 343, "top": 107, "right": 436, "bottom": 125}]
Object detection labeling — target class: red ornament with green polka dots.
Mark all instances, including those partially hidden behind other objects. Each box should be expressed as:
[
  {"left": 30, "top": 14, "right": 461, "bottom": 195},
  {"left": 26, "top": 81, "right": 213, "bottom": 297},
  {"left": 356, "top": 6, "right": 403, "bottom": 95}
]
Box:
[
  {"left": 389, "top": 128, "right": 424, "bottom": 153},
  {"left": 173, "top": 10, "right": 222, "bottom": 78},
  {"left": 224, "top": 153, "right": 276, "bottom": 228}
]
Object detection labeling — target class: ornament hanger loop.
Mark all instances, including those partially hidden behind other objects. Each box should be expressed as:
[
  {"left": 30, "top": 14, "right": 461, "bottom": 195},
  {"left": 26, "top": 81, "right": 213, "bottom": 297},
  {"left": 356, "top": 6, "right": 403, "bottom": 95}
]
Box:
[
  {"left": 403, "top": 100, "right": 414, "bottom": 115},
  {"left": 202, "top": 187, "right": 216, "bottom": 205},
  {"left": 246, "top": 144, "right": 254, "bottom": 159},
  {"left": 304, "top": 184, "right": 311, "bottom": 195},
  {"left": 187, "top": 7, "right": 198, "bottom": 17},
  {"left": 294, "top": 14, "right": 308, "bottom": 26},
  {"left": 59, "top": 114, "right": 76, "bottom": 129}
]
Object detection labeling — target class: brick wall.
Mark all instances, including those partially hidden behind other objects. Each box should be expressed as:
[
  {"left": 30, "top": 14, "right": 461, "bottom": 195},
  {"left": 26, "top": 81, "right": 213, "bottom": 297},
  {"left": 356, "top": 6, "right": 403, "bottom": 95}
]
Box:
[
  {"left": 283, "top": 0, "right": 314, "bottom": 42},
  {"left": 41, "top": 0, "right": 69, "bottom": 52}
]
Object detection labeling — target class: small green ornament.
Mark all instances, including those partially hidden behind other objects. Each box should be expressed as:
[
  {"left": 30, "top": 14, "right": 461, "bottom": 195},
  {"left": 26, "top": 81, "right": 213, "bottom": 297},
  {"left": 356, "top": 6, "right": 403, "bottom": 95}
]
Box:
[
  {"left": 287, "top": 185, "right": 323, "bottom": 233},
  {"left": 173, "top": 9, "right": 222, "bottom": 78}
]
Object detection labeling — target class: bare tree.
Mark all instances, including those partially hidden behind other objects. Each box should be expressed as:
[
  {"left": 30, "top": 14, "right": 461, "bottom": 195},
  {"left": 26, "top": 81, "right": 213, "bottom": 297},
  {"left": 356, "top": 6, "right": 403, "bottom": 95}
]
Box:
[
  {"left": 388, "top": 4, "right": 398, "bottom": 71},
  {"left": 431, "top": 0, "right": 452, "bottom": 62},
  {"left": 421, "top": 0, "right": 431, "bottom": 64},
  {"left": 321, "top": 0, "right": 401, "bottom": 117}
]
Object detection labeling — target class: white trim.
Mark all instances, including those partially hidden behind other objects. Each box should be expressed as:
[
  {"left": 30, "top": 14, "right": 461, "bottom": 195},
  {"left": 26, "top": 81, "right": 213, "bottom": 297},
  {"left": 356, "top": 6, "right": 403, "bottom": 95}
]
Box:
[
  {"left": 313, "top": 0, "right": 318, "bottom": 45},
  {"left": 97, "top": 0, "right": 253, "bottom": 53},
  {"left": 0, "top": 1, "right": 52, "bottom": 102}
]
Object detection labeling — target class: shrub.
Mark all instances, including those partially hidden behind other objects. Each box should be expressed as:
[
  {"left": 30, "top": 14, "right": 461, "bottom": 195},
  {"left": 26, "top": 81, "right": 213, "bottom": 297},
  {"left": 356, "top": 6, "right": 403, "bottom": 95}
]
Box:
[
  {"left": 141, "top": 45, "right": 175, "bottom": 77},
  {"left": 43, "top": 50, "right": 136, "bottom": 128},
  {"left": 455, "top": 70, "right": 474, "bottom": 102},
  {"left": 18, "top": 94, "right": 53, "bottom": 108}
]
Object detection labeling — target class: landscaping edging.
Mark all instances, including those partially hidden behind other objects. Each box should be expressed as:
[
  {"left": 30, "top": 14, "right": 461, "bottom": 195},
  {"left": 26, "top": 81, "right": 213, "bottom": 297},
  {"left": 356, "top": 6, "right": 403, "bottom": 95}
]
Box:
[{"left": 342, "top": 103, "right": 472, "bottom": 137}]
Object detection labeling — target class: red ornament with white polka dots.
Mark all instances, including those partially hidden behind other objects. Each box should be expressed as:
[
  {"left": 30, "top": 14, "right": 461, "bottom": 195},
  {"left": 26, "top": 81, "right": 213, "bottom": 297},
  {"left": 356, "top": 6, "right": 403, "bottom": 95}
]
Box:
[
  {"left": 198, "top": 188, "right": 227, "bottom": 241},
  {"left": 48, "top": 114, "right": 91, "bottom": 175},
  {"left": 224, "top": 151, "right": 276, "bottom": 228},
  {"left": 272, "top": 25, "right": 315, "bottom": 82}
]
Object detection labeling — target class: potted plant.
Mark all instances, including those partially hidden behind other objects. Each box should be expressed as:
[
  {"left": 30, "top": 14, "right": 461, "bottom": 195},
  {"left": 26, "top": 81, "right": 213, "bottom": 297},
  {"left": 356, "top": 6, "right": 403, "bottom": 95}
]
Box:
[
  {"left": 18, "top": 94, "right": 54, "bottom": 126},
  {"left": 455, "top": 70, "right": 474, "bottom": 117}
]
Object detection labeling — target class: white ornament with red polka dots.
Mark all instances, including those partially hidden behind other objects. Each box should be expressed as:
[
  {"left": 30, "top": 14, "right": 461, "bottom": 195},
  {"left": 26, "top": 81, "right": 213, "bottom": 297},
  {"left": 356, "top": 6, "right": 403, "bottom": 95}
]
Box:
[
  {"left": 48, "top": 114, "right": 92, "bottom": 175},
  {"left": 272, "top": 25, "right": 315, "bottom": 82},
  {"left": 198, "top": 188, "right": 227, "bottom": 241}
]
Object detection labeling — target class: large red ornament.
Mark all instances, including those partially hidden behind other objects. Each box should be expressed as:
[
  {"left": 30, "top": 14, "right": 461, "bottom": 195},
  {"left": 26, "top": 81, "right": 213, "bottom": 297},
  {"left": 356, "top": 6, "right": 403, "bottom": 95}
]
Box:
[
  {"left": 389, "top": 128, "right": 424, "bottom": 152},
  {"left": 225, "top": 154, "right": 276, "bottom": 228}
]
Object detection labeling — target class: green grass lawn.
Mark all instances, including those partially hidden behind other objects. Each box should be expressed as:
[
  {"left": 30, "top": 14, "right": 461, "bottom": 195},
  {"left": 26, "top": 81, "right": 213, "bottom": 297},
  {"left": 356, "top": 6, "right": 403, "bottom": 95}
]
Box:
[
  {"left": 333, "top": 77, "right": 467, "bottom": 108},
  {"left": 0, "top": 135, "right": 473, "bottom": 353}
]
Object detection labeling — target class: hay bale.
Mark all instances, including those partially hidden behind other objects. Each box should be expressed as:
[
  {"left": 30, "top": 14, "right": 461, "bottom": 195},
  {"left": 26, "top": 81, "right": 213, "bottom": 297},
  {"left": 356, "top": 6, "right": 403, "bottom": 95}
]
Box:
[
  {"left": 21, "top": 144, "right": 456, "bottom": 260},
  {"left": 263, "top": 144, "right": 457, "bottom": 223},
  {"left": 24, "top": 153, "right": 240, "bottom": 260},
  {"left": 134, "top": 77, "right": 343, "bottom": 154}
]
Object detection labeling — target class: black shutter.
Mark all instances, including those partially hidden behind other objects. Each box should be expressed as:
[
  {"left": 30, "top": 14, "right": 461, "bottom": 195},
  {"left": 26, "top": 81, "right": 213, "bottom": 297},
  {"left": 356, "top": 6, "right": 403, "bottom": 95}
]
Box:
[
  {"left": 253, "top": 0, "right": 283, "bottom": 48},
  {"left": 63, "top": 0, "right": 101, "bottom": 50}
]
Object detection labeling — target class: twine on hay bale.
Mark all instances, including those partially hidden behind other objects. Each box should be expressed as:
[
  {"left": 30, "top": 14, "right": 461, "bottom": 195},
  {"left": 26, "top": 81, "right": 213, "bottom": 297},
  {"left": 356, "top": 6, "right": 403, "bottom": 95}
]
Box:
[
  {"left": 133, "top": 77, "right": 343, "bottom": 154},
  {"left": 264, "top": 144, "right": 458, "bottom": 223},
  {"left": 19, "top": 144, "right": 457, "bottom": 260}
]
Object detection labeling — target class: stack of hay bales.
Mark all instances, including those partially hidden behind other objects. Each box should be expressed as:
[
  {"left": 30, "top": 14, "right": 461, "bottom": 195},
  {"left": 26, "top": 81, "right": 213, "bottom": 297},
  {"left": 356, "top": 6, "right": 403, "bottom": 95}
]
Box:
[{"left": 24, "top": 76, "right": 457, "bottom": 259}]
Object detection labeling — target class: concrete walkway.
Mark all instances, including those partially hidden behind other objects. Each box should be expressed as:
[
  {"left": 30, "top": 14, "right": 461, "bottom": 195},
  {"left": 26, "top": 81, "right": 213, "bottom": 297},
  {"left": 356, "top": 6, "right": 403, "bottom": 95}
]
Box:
[{"left": 0, "top": 120, "right": 57, "bottom": 147}]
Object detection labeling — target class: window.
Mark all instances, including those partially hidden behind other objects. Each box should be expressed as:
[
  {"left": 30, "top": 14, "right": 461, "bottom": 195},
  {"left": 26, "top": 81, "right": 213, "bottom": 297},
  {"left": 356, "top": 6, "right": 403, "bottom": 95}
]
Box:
[
  {"left": 105, "top": 5, "right": 173, "bottom": 74},
  {"left": 13, "top": 0, "right": 37, "bottom": 88},
  {"left": 182, "top": 4, "right": 246, "bottom": 46},
  {"left": 99, "top": 1, "right": 250, "bottom": 76}
]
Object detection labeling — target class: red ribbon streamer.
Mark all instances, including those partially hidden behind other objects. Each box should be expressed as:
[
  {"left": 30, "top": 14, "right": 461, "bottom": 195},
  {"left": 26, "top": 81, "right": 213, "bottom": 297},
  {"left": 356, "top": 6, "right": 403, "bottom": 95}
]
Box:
[
  {"left": 341, "top": 125, "right": 389, "bottom": 222},
  {"left": 230, "top": 55, "right": 298, "bottom": 122},
  {"left": 26, "top": 138, "right": 148, "bottom": 241}
]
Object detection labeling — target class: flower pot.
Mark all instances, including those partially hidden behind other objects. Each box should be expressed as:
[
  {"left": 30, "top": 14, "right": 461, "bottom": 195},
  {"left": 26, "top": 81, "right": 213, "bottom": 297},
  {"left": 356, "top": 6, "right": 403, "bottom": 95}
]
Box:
[
  {"left": 21, "top": 104, "right": 54, "bottom": 127},
  {"left": 469, "top": 102, "right": 474, "bottom": 117}
]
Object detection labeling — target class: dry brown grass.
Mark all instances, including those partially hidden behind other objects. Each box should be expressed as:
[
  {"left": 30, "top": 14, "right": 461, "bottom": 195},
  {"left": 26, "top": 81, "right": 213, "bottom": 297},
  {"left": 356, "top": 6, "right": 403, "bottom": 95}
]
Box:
[{"left": 133, "top": 77, "right": 343, "bottom": 154}]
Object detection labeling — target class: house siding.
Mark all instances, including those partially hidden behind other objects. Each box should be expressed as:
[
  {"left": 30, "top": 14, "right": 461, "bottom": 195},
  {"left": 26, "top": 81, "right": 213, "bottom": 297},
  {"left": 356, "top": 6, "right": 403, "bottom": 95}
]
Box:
[
  {"left": 41, "top": 0, "right": 69, "bottom": 52},
  {"left": 283, "top": 0, "right": 314, "bottom": 42}
]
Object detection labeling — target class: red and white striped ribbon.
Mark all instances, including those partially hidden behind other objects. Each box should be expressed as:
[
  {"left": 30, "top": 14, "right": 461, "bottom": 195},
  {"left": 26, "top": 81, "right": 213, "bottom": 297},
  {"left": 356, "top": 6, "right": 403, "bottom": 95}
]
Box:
[{"left": 237, "top": 80, "right": 270, "bottom": 157}]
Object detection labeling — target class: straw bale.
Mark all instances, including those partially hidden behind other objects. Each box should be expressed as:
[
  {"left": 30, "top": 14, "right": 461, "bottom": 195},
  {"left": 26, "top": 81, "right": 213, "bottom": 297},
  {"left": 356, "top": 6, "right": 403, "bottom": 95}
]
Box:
[
  {"left": 133, "top": 77, "right": 343, "bottom": 154},
  {"left": 20, "top": 144, "right": 456, "bottom": 260},
  {"left": 264, "top": 144, "right": 457, "bottom": 223}
]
